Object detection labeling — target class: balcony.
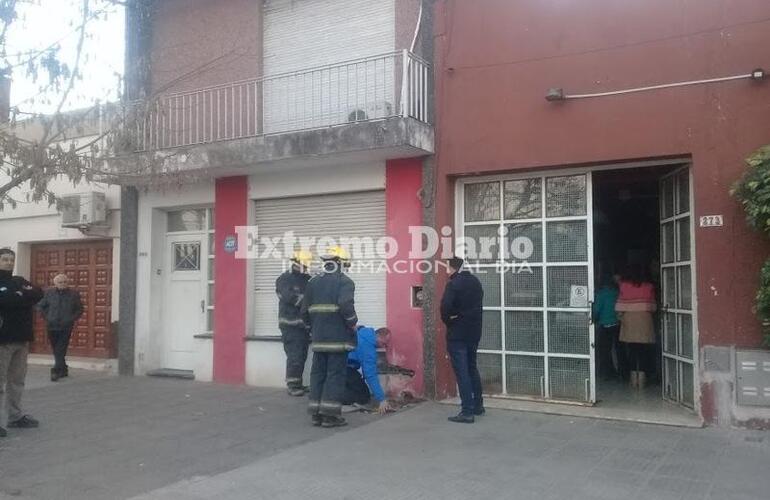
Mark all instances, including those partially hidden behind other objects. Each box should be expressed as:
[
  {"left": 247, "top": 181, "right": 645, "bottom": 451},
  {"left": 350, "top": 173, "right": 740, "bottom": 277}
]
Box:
[{"left": 126, "top": 50, "right": 431, "bottom": 156}]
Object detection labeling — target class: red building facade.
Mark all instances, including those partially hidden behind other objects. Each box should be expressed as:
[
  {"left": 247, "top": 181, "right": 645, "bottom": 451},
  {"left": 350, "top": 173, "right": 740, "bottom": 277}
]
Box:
[{"left": 430, "top": 0, "right": 770, "bottom": 426}]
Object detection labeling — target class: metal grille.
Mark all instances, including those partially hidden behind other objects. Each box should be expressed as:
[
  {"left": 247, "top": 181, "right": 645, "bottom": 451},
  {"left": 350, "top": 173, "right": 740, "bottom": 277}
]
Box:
[
  {"left": 546, "top": 266, "right": 588, "bottom": 308},
  {"left": 504, "top": 179, "right": 542, "bottom": 219},
  {"left": 546, "top": 175, "right": 586, "bottom": 217},
  {"left": 678, "top": 218, "right": 691, "bottom": 261},
  {"left": 505, "top": 311, "right": 544, "bottom": 352},
  {"left": 662, "top": 222, "right": 675, "bottom": 264},
  {"left": 662, "top": 267, "right": 676, "bottom": 307},
  {"left": 479, "top": 311, "right": 502, "bottom": 350},
  {"left": 662, "top": 176, "right": 675, "bottom": 218},
  {"left": 677, "top": 170, "right": 690, "bottom": 214},
  {"left": 473, "top": 269, "right": 500, "bottom": 307},
  {"left": 464, "top": 182, "right": 500, "bottom": 222},
  {"left": 664, "top": 357, "right": 679, "bottom": 401},
  {"left": 506, "top": 355, "right": 544, "bottom": 396},
  {"left": 505, "top": 267, "right": 543, "bottom": 307},
  {"left": 506, "top": 223, "right": 542, "bottom": 262},
  {"left": 546, "top": 221, "right": 587, "bottom": 262},
  {"left": 460, "top": 172, "right": 593, "bottom": 402},
  {"left": 678, "top": 266, "right": 692, "bottom": 309},
  {"left": 478, "top": 353, "right": 503, "bottom": 394},
  {"left": 464, "top": 225, "right": 499, "bottom": 262},
  {"left": 680, "top": 315, "right": 693, "bottom": 359},
  {"left": 681, "top": 364, "right": 694, "bottom": 408},
  {"left": 660, "top": 167, "right": 696, "bottom": 409},
  {"left": 664, "top": 313, "right": 677, "bottom": 354},
  {"left": 548, "top": 312, "right": 589, "bottom": 355},
  {"left": 549, "top": 357, "right": 590, "bottom": 401}
]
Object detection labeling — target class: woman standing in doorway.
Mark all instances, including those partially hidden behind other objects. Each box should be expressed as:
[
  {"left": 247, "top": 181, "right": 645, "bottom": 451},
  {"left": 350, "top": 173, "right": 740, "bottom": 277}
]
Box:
[{"left": 616, "top": 264, "right": 657, "bottom": 388}]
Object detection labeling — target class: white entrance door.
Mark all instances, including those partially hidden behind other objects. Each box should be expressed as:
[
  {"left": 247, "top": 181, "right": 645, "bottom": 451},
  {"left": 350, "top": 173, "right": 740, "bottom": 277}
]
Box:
[
  {"left": 162, "top": 233, "right": 206, "bottom": 370},
  {"left": 659, "top": 168, "right": 696, "bottom": 408},
  {"left": 459, "top": 172, "right": 595, "bottom": 403}
]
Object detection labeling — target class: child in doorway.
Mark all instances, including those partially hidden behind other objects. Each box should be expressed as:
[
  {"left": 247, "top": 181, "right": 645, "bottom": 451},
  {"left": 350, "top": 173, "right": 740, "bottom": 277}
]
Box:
[{"left": 593, "top": 270, "right": 620, "bottom": 380}]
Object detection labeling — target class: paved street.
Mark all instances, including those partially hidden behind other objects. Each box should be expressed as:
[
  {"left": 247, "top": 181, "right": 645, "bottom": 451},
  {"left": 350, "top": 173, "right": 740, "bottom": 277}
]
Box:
[{"left": 2, "top": 366, "right": 769, "bottom": 500}]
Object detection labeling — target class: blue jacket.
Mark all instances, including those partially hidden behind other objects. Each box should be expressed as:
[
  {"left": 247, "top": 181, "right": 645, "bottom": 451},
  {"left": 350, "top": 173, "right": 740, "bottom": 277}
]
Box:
[
  {"left": 347, "top": 326, "right": 385, "bottom": 402},
  {"left": 593, "top": 286, "right": 619, "bottom": 327}
]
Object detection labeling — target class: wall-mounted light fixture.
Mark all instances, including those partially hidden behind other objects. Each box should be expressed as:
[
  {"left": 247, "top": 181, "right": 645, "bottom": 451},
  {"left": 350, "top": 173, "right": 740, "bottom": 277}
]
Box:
[{"left": 546, "top": 68, "right": 766, "bottom": 102}]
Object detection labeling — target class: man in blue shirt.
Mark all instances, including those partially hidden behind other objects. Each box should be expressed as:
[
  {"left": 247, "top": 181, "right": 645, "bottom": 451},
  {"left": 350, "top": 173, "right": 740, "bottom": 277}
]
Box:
[{"left": 344, "top": 326, "right": 393, "bottom": 414}]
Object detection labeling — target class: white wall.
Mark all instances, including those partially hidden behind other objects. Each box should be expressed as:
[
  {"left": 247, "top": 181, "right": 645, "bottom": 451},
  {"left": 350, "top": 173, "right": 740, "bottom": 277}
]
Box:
[
  {"left": 133, "top": 182, "right": 214, "bottom": 378},
  {"left": 249, "top": 161, "right": 385, "bottom": 200}
]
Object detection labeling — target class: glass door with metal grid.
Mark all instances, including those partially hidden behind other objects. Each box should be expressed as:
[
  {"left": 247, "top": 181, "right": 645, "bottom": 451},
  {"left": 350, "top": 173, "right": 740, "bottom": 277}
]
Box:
[
  {"left": 460, "top": 172, "right": 595, "bottom": 403},
  {"left": 660, "top": 168, "right": 696, "bottom": 408}
]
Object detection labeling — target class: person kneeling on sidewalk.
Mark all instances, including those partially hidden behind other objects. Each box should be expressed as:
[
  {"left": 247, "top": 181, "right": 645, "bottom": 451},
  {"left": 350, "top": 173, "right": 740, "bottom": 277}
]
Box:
[
  {"left": 38, "top": 274, "right": 83, "bottom": 382},
  {"left": 343, "top": 326, "right": 393, "bottom": 415}
]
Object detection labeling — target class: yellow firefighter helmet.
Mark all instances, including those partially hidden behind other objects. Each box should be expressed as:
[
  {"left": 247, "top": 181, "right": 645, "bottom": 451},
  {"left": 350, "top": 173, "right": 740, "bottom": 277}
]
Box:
[
  {"left": 291, "top": 250, "right": 313, "bottom": 268},
  {"left": 322, "top": 246, "right": 351, "bottom": 262}
]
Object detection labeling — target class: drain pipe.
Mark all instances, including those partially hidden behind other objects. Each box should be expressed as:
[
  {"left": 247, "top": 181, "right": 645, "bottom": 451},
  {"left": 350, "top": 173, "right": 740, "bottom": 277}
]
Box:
[{"left": 410, "top": 1, "right": 424, "bottom": 52}]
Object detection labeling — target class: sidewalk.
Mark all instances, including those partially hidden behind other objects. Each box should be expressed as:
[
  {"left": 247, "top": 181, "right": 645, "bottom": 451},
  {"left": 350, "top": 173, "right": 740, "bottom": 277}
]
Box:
[{"left": 2, "top": 366, "right": 769, "bottom": 500}]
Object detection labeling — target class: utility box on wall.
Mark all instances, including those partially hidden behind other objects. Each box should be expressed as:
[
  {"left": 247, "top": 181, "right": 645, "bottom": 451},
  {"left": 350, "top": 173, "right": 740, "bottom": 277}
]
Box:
[{"left": 736, "top": 350, "right": 770, "bottom": 407}]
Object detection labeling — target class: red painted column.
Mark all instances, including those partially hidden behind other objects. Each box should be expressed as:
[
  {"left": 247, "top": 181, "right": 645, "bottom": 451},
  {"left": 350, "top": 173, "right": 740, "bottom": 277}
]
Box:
[
  {"left": 213, "top": 176, "right": 248, "bottom": 384},
  {"left": 386, "top": 158, "right": 424, "bottom": 396}
]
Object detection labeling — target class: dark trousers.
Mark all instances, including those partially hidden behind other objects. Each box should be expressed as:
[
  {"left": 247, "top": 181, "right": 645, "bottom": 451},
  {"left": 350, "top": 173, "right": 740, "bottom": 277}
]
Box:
[
  {"left": 447, "top": 339, "right": 483, "bottom": 415},
  {"left": 308, "top": 351, "right": 347, "bottom": 417},
  {"left": 597, "top": 324, "right": 620, "bottom": 379},
  {"left": 280, "top": 325, "right": 309, "bottom": 389},
  {"left": 342, "top": 366, "right": 371, "bottom": 405},
  {"left": 621, "top": 342, "right": 654, "bottom": 377},
  {"left": 47, "top": 329, "right": 73, "bottom": 374}
]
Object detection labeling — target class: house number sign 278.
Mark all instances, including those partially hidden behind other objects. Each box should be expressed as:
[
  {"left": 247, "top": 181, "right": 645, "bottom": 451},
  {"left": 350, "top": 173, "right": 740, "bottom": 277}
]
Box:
[{"left": 699, "top": 215, "right": 724, "bottom": 227}]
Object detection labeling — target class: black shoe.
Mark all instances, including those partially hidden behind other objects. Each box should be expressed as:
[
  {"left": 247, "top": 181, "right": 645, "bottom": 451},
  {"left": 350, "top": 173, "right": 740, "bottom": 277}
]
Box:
[
  {"left": 448, "top": 413, "right": 475, "bottom": 424},
  {"left": 311, "top": 414, "right": 323, "bottom": 427},
  {"left": 50, "top": 370, "right": 60, "bottom": 382},
  {"left": 0, "top": 426, "right": 6, "bottom": 438},
  {"left": 288, "top": 387, "right": 305, "bottom": 397},
  {"left": 321, "top": 416, "right": 348, "bottom": 428},
  {"left": 61, "top": 367, "right": 69, "bottom": 378},
  {"left": 473, "top": 407, "right": 486, "bottom": 416},
  {"left": 8, "top": 415, "right": 39, "bottom": 429}
]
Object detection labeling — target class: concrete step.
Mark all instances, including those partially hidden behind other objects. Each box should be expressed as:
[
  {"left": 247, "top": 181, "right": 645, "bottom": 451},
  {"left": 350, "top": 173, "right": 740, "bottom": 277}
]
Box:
[{"left": 146, "top": 368, "right": 195, "bottom": 380}]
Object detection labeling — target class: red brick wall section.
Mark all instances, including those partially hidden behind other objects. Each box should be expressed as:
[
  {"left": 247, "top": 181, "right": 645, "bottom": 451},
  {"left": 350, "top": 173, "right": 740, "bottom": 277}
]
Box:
[{"left": 150, "top": 0, "right": 262, "bottom": 95}]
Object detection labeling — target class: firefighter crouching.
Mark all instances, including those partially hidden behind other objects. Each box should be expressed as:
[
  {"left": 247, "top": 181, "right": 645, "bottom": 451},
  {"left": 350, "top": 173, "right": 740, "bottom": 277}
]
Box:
[
  {"left": 302, "top": 246, "right": 358, "bottom": 428},
  {"left": 276, "top": 250, "right": 313, "bottom": 396}
]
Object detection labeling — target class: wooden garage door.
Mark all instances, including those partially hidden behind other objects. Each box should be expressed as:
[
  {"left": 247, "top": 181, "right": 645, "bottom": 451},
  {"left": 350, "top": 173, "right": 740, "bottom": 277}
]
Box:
[{"left": 30, "top": 241, "right": 115, "bottom": 358}]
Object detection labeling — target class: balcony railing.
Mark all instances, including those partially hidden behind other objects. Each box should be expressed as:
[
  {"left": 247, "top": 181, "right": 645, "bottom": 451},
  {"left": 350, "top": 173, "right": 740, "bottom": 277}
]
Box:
[{"left": 127, "top": 50, "right": 431, "bottom": 152}]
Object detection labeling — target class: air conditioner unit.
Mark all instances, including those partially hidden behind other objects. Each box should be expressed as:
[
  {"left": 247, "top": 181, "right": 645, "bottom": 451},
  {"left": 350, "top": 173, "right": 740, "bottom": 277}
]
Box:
[
  {"left": 60, "top": 192, "right": 108, "bottom": 228},
  {"left": 347, "top": 101, "right": 393, "bottom": 122}
]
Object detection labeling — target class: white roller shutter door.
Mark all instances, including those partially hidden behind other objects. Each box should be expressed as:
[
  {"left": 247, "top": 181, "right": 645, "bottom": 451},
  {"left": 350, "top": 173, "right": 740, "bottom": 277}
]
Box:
[
  {"left": 262, "top": 0, "right": 397, "bottom": 133},
  {"left": 263, "top": 0, "right": 395, "bottom": 74},
  {"left": 253, "top": 191, "right": 386, "bottom": 337}
]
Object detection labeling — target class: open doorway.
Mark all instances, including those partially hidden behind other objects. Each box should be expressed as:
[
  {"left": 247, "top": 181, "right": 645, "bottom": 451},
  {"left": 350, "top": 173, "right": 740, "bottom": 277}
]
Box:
[{"left": 592, "top": 164, "right": 695, "bottom": 420}]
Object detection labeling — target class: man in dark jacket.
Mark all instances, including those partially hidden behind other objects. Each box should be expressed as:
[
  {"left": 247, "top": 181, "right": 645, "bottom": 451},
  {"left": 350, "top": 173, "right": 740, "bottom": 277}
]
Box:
[
  {"left": 38, "top": 273, "right": 84, "bottom": 381},
  {"left": 275, "top": 251, "right": 312, "bottom": 396},
  {"left": 441, "top": 256, "right": 484, "bottom": 423},
  {"left": 302, "top": 246, "right": 357, "bottom": 428},
  {"left": 0, "top": 248, "right": 44, "bottom": 437}
]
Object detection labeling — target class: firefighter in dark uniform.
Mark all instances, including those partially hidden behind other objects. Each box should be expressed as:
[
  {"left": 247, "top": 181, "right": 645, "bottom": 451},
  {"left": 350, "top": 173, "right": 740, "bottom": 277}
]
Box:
[
  {"left": 276, "top": 250, "right": 313, "bottom": 396},
  {"left": 302, "top": 246, "right": 357, "bottom": 428}
]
